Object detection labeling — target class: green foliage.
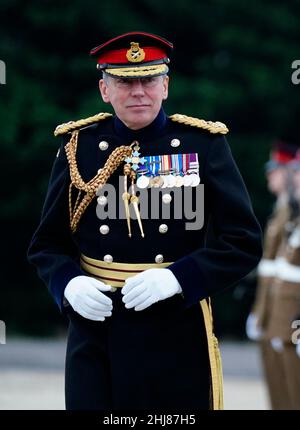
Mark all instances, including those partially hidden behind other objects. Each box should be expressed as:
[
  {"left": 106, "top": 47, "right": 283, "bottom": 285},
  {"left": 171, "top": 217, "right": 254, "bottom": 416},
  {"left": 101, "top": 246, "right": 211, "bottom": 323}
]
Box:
[{"left": 1, "top": 0, "right": 299, "bottom": 335}]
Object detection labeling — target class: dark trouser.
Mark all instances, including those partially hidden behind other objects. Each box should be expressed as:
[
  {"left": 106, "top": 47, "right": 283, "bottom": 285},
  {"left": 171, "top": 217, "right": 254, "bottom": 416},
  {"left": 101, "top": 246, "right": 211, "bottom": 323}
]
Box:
[{"left": 65, "top": 290, "right": 210, "bottom": 410}]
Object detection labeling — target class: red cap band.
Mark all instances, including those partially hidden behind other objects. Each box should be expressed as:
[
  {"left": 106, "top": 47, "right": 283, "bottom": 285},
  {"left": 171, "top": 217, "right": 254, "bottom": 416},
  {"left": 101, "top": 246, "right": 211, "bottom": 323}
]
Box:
[{"left": 272, "top": 150, "right": 295, "bottom": 163}]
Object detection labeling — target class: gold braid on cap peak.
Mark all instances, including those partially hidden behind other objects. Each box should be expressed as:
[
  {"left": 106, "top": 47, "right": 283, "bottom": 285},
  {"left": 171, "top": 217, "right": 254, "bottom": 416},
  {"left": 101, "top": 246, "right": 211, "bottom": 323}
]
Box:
[
  {"left": 54, "top": 112, "right": 113, "bottom": 137},
  {"left": 65, "top": 130, "right": 133, "bottom": 232},
  {"left": 169, "top": 114, "right": 229, "bottom": 135}
]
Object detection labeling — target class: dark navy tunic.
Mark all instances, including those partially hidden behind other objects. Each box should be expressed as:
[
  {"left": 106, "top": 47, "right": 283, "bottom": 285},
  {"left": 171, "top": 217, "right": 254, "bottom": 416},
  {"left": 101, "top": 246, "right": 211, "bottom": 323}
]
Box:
[{"left": 27, "top": 108, "right": 262, "bottom": 410}]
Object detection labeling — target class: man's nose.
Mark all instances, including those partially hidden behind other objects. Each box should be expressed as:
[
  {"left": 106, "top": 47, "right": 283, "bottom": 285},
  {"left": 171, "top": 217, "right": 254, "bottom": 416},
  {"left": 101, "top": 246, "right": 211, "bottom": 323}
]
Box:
[{"left": 130, "top": 80, "right": 145, "bottom": 96}]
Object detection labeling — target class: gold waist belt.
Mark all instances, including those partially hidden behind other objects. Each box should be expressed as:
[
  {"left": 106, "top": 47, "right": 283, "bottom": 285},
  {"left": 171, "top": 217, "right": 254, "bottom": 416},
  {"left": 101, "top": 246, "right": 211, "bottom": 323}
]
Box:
[{"left": 80, "top": 254, "right": 173, "bottom": 287}]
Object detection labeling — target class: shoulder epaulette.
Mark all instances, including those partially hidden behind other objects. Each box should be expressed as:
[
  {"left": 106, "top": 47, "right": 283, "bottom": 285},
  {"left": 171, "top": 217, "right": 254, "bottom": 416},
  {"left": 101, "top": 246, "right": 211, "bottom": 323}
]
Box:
[
  {"left": 169, "top": 113, "right": 229, "bottom": 135},
  {"left": 54, "top": 112, "right": 113, "bottom": 137}
]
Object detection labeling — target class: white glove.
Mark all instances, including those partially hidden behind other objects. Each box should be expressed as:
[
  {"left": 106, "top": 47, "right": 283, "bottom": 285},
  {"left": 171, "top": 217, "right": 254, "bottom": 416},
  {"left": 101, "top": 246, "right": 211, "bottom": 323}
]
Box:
[
  {"left": 270, "top": 337, "right": 284, "bottom": 353},
  {"left": 245, "top": 313, "right": 263, "bottom": 341},
  {"left": 64, "top": 275, "right": 114, "bottom": 321},
  {"left": 296, "top": 342, "right": 300, "bottom": 358},
  {"left": 121, "top": 268, "right": 182, "bottom": 311}
]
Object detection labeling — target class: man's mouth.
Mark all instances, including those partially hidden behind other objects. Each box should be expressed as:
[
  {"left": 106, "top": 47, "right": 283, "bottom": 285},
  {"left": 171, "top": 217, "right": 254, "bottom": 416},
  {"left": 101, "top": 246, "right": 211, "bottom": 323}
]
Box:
[{"left": 127, "top": 104, "right": 150, "bottom": 108}]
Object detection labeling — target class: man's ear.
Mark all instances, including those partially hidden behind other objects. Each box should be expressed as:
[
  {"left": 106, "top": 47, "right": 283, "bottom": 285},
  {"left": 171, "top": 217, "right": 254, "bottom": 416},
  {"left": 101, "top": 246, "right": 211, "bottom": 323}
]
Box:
[
  {"left": 162, "top": 75, "right": 169, "bottom": 100},
  {"left": 99, "top": 79, "right": 110, "bottom": 103}
]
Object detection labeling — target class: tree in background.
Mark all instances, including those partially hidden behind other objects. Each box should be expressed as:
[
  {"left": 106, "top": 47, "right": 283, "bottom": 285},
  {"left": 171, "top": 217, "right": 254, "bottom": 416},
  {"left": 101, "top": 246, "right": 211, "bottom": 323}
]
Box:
[{"left": 0, "top": 0, "right": 299, "bottom": 335}]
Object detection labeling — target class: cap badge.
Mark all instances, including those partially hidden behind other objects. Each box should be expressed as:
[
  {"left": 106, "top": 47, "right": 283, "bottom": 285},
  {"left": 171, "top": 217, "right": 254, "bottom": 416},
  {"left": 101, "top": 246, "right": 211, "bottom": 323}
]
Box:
[{"left": 126, "top": 42, "right": 145, "bottom": 63}]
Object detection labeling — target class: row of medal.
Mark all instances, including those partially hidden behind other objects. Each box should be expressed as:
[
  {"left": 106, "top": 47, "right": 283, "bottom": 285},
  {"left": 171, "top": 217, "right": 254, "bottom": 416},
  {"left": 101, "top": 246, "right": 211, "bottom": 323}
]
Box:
[{"left": 136, "top": 153, "right": 201, "bottom": 189}]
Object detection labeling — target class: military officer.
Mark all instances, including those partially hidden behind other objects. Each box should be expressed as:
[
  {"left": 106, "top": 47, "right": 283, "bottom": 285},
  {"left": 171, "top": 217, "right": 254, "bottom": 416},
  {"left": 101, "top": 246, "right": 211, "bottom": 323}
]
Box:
[
  {"left": 27, "top": 31, "right": 262, "bottom": 410},
  {"left": 265, "top": 152, "right": 300, "bottom": 409},
  {"left": 246, "top": 141, "right": 295, "bottom": 409}
]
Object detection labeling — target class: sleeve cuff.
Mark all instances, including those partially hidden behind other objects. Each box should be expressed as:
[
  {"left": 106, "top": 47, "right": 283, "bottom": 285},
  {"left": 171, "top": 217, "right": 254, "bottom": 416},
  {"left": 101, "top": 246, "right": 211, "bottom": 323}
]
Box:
[
  {"left": 50, "top": 262, "right": 85, "bottom": 312},
  {"left": 168, "top": 256, "right": 209, "bottom": 307}
]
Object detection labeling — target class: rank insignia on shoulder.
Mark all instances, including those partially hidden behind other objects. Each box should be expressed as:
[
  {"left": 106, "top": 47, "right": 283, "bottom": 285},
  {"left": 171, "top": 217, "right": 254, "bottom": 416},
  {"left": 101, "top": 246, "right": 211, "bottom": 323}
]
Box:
[
  {"left": 169, "top": 113, "right": 229, "bottom": 134},
  {"left": 136, "top": 153, "right": 200, "bottom": 189},
  {"left": 54, "top": 112, "right": 113, "bottom": 137}
]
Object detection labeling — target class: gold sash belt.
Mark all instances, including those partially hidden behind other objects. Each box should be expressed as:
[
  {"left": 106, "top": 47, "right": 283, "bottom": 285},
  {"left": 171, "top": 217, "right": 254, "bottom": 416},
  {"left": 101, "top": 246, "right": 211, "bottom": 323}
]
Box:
[{"left": 80, "top": 254, "right": 172, "bottom": 287}]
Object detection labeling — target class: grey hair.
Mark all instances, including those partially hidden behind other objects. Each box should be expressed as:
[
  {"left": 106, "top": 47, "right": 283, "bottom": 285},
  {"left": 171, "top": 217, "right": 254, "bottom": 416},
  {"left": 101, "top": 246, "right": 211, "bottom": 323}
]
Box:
[{"left": 102, "top": 71, "right": 110, "bottom": 85}]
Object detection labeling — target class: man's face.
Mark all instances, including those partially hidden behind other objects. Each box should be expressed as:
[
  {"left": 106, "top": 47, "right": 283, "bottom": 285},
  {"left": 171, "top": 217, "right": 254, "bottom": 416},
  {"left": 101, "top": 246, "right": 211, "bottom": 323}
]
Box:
[
  {"left": 266, "top": 167, "right": 287, "bottom": 196},
  {"left": 99, "top": 75, "right": 169, "bottom": 130}
]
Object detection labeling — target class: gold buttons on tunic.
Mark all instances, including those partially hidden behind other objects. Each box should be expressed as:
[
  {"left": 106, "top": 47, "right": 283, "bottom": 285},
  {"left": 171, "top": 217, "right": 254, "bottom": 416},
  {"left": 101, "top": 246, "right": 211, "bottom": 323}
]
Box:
[
  {"left": 162, "top": 193, "right": 172, "bottom": 204},
  {"left": 171, "top": 138, "right": 180, "bottom": 148},
  {"left": 104, "top": 254, "right": 113, "bottom": 263},
  {"left": 99, "top": 225, "right": 110, "bottom": 235},
  {"left": 97, "top": 196, "right": 108, "bottom": 206},
  {"left": 155, "top": 254, "right": 164, "bottom": 264},
  {"left": 159, "top": 224, "right": 168, "bottom": 234},
  {"left": 99, "top": 141, "right": 109, "bottom": 151}
]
